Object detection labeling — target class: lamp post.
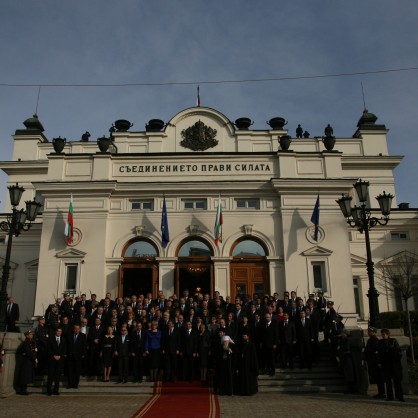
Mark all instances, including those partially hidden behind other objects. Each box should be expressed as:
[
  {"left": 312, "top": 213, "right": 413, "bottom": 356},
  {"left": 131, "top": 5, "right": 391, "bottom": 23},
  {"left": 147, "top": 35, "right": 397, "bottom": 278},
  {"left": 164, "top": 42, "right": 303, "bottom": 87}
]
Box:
[
  {"left": 0, "top": 184, "right": 42, "bottom": 331},
  {"left": 336, "top": 179, "right": 394, "bottom": 328}
]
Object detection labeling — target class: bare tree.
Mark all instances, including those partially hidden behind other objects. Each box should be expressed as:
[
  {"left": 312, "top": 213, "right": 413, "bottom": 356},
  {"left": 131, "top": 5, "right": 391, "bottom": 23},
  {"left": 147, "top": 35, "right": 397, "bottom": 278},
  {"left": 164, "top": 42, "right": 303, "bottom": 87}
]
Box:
[{"left": 376, "top": 250, "right": 418, "bottom": 364}]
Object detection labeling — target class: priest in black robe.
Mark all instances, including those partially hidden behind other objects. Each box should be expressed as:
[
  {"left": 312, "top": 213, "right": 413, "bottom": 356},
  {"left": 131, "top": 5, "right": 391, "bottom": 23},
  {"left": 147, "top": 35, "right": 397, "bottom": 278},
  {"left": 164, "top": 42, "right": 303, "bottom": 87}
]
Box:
[
  {"left": 218, "top": 335, "right": 237, "bottom": 396},
  {"left": 237, "top": 331, "right": 258, "bottom": 395}
]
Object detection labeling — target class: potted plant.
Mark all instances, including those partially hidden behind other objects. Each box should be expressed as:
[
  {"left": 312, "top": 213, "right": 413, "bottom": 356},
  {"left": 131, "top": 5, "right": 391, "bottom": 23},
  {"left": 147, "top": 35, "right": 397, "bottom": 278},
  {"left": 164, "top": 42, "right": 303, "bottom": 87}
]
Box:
[
  {"left": 97, "top": 136, "right": 111, "bottom": 152},
  {"left": 52, "top": 136, "right": 66, "bottom": 154},
  {"left": 114, "top": 119, "right": 133, "bottom": 131},
  {"left": 267, "top": 117, "right": 287, "bottom": 130},
  {"left": 279, "top": 135, "right": 292, "bottom": 151},
  {"left": 322, "top": 124, "right": 336, "bottom": 151},
  {"left": 234, "top": 118, "right": 253, "bottom": 130},
  {"left": 145, "top": 119, "right": 165, "bottom": 132}
]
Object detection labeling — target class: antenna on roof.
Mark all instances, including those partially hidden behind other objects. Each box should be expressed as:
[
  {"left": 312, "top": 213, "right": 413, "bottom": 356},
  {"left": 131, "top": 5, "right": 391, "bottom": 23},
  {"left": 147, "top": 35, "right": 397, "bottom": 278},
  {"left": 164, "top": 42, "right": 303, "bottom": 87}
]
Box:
[
  {"left": 35, "top": 86, "right": 41, "bottom": 116},
  {"left": 361, "top": 82, "right": 367, "bottom": 111}
]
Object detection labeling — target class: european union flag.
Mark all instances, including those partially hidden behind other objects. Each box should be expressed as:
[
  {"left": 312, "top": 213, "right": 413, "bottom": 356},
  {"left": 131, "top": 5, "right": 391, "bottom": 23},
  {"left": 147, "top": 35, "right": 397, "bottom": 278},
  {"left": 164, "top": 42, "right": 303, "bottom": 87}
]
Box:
[
  {"left": 311, "top": 194, "right": 320, "bottom": 241},
  {"left": 161, "top": 196, "right": 170, "bottom": 249}
]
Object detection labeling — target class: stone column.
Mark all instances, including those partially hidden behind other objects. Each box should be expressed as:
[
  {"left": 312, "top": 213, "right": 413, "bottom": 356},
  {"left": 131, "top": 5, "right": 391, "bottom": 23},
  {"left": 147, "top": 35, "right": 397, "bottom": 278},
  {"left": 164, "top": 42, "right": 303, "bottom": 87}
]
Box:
[
  {"left": 211, "top": 257, "right": 232, "bottom": 296},
  {"left": 0, "top": 332, "right": 22, "bottom": 397},
  {"left": 157, "top": 258, "right": 176, "bottom": 297}
]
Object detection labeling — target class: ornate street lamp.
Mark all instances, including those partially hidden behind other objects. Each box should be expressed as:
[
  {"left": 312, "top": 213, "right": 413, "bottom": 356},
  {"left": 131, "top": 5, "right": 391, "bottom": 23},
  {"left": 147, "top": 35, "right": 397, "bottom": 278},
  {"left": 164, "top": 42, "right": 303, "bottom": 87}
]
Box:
[
  {"left": 336, "top": 179, "right": 393, "bottom": 328},
  {"left": 0, "top": 184, "right": 42, "bottom": 331}
]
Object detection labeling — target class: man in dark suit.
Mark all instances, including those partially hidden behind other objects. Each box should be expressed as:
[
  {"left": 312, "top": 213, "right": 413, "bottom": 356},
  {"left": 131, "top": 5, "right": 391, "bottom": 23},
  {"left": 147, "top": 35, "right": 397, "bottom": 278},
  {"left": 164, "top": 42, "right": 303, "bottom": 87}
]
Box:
[
  {"left": 47, "top": 328, "right": 67, "bottom": 395},
  {"left": 67, "top": 324, "right": 87, "bottom": 388},
  {"left": 130, "top": 322, "right": 145, "bottom": 383},
  {"left": 162, "top": 319, "right": 180, "bottom": 382},
  {"left": 115, "top": 326, "right": 130, "bottom": 383},
  {"left": 88, "top": 317, "right": 103, "bottom": 377},
  {"left": 73, "top": 305, "right": 90, "bottom": 326},
  {"left": 225, "top": 312, "right": 238, "bottom": 341},
  {"left": 278, "top": 312, "right": 296, "bottom": 369},
  {"left": 89, "top": 306, "right": 106, "bottom": 328},
  {"left": 261, "top": 313, "right": 278, "bottom": 376},
  {"left": 6, "top": 297, "right": 20, "bottom": 332},
  {"left": 60, "top": 294, "right": 73, "bottom": 321},
  {"left": 74, "top": 294, "right": 91, "bottom": 315},
  {"left": 180, "top": 321, "right": 198, "bottom": 382},
  {"left": 295, "top": 310, "right": 313, "bottom": 369}
]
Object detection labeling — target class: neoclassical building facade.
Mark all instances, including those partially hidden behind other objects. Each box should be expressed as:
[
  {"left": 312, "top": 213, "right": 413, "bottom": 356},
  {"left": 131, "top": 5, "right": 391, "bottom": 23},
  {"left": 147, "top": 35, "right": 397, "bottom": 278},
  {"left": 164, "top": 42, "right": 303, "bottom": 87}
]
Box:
[{"left": 1, "top": 106, "right": 417, "bottom": 329}]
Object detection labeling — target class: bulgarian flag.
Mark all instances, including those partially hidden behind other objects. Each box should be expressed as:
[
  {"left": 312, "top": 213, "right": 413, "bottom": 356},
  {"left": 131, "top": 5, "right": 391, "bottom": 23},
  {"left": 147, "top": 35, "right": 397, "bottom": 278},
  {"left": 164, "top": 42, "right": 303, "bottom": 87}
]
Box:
[
  {"left": 65, "top": 194, "right": 74, "bottom": 244},
  {"left": 214, "top": 195, "right": 223, "bottom": 247}
]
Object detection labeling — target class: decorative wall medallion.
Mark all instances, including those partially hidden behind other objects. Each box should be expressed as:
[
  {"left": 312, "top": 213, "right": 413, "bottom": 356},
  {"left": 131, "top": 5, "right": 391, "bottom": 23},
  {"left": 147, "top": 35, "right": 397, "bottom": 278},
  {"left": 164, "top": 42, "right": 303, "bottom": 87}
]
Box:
[
  {"left": 305, "top": 225, "right": 325, "bottom": 244},
  {"left": 64, "top": 227, "right": 82, "bottom": 246},
  {"left": 180, "top": 120, "right": 218, "bottom": 151}
]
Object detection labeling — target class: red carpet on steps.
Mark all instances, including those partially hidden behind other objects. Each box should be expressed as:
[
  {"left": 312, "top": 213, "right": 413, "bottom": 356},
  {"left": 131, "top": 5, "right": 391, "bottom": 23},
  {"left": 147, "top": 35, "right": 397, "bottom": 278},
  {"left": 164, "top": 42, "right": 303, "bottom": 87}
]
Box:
[{"left": 130, "top": 381, "right": 220, "bottom": 418}]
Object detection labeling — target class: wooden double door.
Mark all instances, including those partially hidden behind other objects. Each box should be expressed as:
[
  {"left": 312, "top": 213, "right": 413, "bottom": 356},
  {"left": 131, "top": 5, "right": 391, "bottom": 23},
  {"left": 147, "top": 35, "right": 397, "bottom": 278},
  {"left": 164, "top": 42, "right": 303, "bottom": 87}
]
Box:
[
  {"left": 230, "top": 261, "right": 269, "bottom": 300},
  {"left": 119, "top": 261, "right": 159, "bottom": 298}
]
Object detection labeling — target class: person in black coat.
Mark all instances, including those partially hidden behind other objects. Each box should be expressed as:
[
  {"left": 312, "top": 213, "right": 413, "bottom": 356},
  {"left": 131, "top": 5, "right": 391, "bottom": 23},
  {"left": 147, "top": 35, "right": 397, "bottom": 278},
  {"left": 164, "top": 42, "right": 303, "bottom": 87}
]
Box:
[
  {"left": 379, "top": 328, "right": 404, "bottom": 402},
  {"left": 60, "top": 294, "right": 74, "bottom": 321},
  {"left": 162, "top": 319, "right": 180, "bottom": 382},
  {"left": 237, "top": 331, "right": 258, "bottom": 396},
  {"left": 218, "top": 335, "right": 237, "bottom": 396},
  {"left": 197, "top": 323, "right": 212, "bottom": 385},
  {"left": 337, "top": 329, "right": 357, "bottom": 393},
  {"left": 47, "top": 328, "right": 67, "bottom": 395},
  {"left": 34, "top": 317, "right": 49, "bottom": 373},
  {"left": 6, "top": 297, "right": 20, "bottom": 332},
  {"left": 364, "top": 326, "right": 385, "bottom": 399},
  {"left": 115, "top": 326, "right": 131, "bottom": 383},
  {"left": 278, "top": 312, "right": 296, "bottom": 369},
  {"left": 295, "top": 310, "right": 313, "bottom": 369},
  {"left": 260, "top": 313, "right": 278, "bottom": 376},
  {"left": 180, "top": 321, "right": 198, "bottom": 382},
  {"left": 16, "top": 330, "right": 37, "bottom": 395},
  {"left": 130, "top": 322, "right": 146, "bottom": 383},
  {"left": 67, "top": 324, "right": 87, "bottom": 389}
]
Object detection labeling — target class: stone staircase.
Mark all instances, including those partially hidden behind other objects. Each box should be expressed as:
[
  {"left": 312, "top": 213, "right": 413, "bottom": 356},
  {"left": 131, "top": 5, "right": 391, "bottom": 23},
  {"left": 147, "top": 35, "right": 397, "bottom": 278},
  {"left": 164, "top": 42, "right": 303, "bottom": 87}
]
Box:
[
  {"left": 29, "top": 344, "right": 347, "bottom": 395},
  {"left": 29, "top": 376, "right": 155, "bottom": 396},
  {"left": 259, "top": 366, "right": 346, "bottom": 393},
  {"left": 258, "top": 342, "right": 346, "bottom": 393}
]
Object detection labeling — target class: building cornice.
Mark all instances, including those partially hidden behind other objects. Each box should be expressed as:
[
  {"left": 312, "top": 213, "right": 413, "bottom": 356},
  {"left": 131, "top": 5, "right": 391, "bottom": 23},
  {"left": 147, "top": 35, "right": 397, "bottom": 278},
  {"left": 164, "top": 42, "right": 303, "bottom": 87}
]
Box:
[{"left": 341, "top": 155, "right": 403, "bottom": 170}]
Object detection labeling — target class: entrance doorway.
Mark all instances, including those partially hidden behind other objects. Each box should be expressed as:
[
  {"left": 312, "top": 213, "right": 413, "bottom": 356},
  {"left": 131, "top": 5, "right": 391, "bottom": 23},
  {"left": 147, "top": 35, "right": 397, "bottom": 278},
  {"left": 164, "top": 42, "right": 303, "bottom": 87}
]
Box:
[
  {"left": 230, "top": 263, "right": 268, "bottom": 300},
  {"left": 120, "top": 238, "right": 159, "bottom": 298},
  {"left": 230, "top": 238, "right": 269, "bottom": 300},
  {"left": 176, "top": 237, "right": 214, "bottom": 297},
  {"left": 121, "top": 267, "right": 154, "bottom": 298},
  {"left": 177, "top": 264, "right": 212, "bottom": 297}
]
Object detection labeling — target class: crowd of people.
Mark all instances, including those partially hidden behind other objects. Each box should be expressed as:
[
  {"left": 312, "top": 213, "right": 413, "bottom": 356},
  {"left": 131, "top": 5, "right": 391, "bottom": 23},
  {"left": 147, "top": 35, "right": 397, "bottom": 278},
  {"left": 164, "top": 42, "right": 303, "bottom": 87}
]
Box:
[
  {"left": 10, "top": 289, "right": 405, "bottom": 401},
  {"left": 13, "top": 289, "right": 337, "bottom": 396}
]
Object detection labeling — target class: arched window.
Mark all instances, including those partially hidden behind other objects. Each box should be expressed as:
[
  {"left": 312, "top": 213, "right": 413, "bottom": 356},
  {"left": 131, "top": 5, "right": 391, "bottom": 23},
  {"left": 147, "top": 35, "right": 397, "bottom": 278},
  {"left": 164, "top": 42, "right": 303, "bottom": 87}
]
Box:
[
  {"left": 123, "top": 239, "right": 158, "bottom": 258},
  {"left": 231, "top": 238, "right": 267, "bottom": 257},
  {"left": 177, "top": 239, "right": 213, "bottom": 257}
]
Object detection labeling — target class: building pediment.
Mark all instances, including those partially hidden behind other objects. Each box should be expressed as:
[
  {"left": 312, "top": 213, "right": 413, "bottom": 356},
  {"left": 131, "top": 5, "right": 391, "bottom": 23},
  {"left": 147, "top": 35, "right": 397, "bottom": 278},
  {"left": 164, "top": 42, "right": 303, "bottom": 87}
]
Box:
[
  {"left": 25, "top": 259, "right": 39, "bottom": 268},
  {"left": 301, "top": 245, "right": 333, "bottom": 257},
  {"left": 376, "top": 250, "right": 418, "bottom": 266},
  {"left": 56, "top": 248, "right": 86, "bottom": 258},
  {"left": 0, "top": 257, "right": 18, "bottom": 269},
  {"left": 351, "top": 254, "right": 366, "bottom": 266},
  {"left": 167, "top": 106, "right": 235, "bottom": 135}
]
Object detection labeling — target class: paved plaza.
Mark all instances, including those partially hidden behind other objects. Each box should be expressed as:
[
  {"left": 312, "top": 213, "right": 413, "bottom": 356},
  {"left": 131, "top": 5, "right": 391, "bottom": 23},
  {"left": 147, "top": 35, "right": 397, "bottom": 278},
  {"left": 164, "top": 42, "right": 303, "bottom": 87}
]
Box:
[{"left": 0, "top": 393, "right": 417, "bottom": 418}]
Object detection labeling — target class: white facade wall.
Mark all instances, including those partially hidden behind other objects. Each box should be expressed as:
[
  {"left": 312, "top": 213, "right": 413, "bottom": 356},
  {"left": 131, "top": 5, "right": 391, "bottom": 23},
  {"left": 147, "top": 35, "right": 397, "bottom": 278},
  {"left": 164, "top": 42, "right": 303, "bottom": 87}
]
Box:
[{"left": 1, "top": 106, "right": 418, "bottom": 330}]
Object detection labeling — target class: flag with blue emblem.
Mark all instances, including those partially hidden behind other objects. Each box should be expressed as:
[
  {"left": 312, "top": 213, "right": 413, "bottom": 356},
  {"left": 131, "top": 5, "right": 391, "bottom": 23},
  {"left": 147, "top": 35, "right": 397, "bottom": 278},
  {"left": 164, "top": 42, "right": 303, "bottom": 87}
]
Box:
[
  {"left": 161, "top": 196, "right": 170, "bottom": 248},
  {"left": 311, "top": 194, "right": 320, "bottom": 241}
]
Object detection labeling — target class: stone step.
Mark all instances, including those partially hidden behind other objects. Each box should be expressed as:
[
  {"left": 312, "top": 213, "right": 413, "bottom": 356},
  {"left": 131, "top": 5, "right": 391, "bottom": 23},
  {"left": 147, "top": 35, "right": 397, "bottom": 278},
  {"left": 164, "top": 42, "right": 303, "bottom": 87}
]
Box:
[
  {"left": 259, "top": 385, "right": 347, "bottom": 393},
  {"left": 259, "top": 373, "right": 342, "bottom": 380},
  {"left": 258, "top": 379, "right": 345, "bottom": 387},
  {"left": 28, "top": 380, "right": 155, "bottom": 395}
]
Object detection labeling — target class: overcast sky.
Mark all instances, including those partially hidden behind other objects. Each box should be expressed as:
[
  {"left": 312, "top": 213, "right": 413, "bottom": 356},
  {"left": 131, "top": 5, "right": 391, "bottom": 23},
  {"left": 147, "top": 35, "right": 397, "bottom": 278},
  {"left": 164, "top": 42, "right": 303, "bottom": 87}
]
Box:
[{"left": 1, "top": 0, "right": 418, "bottom": 211}]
